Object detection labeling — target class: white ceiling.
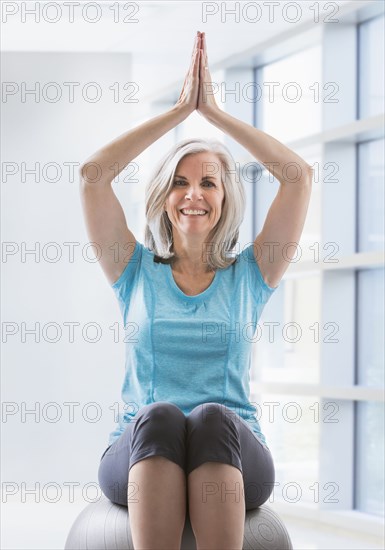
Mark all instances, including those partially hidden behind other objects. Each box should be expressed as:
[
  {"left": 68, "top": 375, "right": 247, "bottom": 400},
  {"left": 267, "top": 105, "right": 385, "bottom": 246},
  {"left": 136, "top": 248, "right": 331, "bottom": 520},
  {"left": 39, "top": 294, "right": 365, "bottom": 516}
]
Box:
[{"left": 1, "top": 0, "right": 355, "bottom": 100}]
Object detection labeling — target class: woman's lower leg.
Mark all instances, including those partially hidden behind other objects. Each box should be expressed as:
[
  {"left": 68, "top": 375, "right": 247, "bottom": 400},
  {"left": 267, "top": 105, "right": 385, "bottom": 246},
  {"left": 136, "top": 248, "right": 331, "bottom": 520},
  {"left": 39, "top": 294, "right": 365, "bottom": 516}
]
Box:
[
  {"left": 188, "top": 461, "right": 245, "bottom": 550},
  {"left": 127, "top": 455, "right": 187, "bottom": 550}
]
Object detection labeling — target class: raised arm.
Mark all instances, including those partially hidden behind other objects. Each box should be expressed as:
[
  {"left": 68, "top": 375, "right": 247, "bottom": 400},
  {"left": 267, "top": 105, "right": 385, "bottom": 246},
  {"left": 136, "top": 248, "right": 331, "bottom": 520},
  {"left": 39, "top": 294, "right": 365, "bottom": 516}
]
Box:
[
  {"left": 79, "top": 32, "right": 201, "bottom": 285},
  {"left": 197, "top": 32, "right": 313, "bottom": 289},
  {"left": 80, "top": 32, "right": 202, "bottom": 185},
  {"left": 79, "top": 107, "right": 186, "bottom": 186}
]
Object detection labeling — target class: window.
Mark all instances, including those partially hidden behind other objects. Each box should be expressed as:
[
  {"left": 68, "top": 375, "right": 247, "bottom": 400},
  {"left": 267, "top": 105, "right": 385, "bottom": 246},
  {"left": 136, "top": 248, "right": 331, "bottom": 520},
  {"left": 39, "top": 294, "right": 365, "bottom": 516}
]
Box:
[
  {"left": 254, "top": 51, "right": 322, "bottom": 386},
  {"left": 357, "top": 139, "right": 385, "bottom": 253},
  {"left": 355, "top": 401, "right": 385, "bottom": 516},
  {"left": 256, "top": 276, "right": 321, "bottom": 385},
  {"left": 358, "top": 15, "right": 385, "bottom": 119},
  {"left": 257, "top": 393, "right": 320, "bottom": 506},
  {"left": 354, "top": 91, "right": 385, "bottom": 516},
  {"left": 255, "top": 46, "right": 322, "bottom": 144},
  {"left": 356, "top": 139, "right": 385, "bottom": 387},
  {"left": 356, "top": 268, "right": 385, "bottom": 388}
]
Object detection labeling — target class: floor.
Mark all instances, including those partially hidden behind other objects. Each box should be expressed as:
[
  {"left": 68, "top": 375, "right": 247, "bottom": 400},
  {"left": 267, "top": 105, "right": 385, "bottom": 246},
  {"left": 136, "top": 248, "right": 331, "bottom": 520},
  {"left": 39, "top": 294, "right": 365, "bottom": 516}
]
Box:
[
  {"left": 279, "top": 513, "right": 384, "bottom": 550},
  {"left": 2, "top": 500, "right": 384, "bottom": 549}
]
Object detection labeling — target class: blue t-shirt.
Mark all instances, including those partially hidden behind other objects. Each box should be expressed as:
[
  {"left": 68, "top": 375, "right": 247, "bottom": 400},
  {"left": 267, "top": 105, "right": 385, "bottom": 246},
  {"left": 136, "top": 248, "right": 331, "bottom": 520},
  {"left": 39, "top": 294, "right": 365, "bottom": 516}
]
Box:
[{"left": 107, "top": 240, "right": 279, "bottom": 448}]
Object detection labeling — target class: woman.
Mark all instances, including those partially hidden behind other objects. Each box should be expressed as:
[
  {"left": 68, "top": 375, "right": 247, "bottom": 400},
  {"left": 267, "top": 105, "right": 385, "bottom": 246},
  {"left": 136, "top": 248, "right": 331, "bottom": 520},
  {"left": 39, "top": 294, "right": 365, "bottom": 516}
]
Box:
[{"left": 80, "top": 31, "right": 312, "bottom": 550}]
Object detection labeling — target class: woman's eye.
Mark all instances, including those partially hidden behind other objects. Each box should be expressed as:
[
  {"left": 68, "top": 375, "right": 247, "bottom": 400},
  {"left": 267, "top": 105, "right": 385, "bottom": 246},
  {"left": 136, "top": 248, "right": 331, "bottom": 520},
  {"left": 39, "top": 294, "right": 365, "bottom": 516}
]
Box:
[{"left": 173, "top": 180, "right": 215, "bottom": 187}]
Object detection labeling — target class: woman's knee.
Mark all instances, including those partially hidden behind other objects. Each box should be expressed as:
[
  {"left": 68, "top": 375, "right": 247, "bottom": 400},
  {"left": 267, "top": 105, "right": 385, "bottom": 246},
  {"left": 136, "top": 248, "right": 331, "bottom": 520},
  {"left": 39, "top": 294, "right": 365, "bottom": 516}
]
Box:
[
  {"left": 134, "top": 401, "right": 186, "bottom": 440},
  {"left": 186, "top": 403, "right": 243, "bottom": 475},
  {"left": 187, "top": 402, "right": 239, "bottom": 434},
  {"left": 139, "top": 401, "right": 185, "bottom": 422}
]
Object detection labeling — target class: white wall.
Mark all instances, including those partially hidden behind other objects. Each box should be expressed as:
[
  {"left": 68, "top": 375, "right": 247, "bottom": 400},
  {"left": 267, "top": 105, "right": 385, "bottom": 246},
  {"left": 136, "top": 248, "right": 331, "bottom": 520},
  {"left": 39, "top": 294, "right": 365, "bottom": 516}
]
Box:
[{"left": 1, "top": 51, "right": 152, "bottom": 487}]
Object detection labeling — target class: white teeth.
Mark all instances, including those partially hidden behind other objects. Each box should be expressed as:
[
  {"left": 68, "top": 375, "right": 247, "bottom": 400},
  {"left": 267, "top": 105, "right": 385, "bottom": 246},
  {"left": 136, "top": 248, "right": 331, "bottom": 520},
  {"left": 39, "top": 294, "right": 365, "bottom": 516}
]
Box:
[{"left": 181, "top": 209, "right": 207, "bottom": 215}]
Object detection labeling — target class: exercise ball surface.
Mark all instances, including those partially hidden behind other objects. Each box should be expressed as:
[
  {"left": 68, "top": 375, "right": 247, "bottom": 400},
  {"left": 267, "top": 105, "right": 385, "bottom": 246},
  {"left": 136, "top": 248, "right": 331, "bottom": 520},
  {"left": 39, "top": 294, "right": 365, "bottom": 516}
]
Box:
[{"left": 65, "top": 494, "right": 292, "bottom": 550}]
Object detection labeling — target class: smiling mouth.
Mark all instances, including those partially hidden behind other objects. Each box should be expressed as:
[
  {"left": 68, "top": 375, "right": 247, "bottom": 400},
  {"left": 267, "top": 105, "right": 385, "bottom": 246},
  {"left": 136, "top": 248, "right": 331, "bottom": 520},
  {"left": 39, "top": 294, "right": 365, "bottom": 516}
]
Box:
[{"left": 179, "top": 209, "right": 208, "bottom": 216}]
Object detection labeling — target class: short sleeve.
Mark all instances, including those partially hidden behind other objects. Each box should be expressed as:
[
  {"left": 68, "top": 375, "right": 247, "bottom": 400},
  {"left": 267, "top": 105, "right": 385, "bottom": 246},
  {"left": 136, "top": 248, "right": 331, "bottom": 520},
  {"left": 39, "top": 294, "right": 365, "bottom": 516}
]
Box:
[
  {"left": 239, "top": 243, "right": 280, "bottom": 304},
  {"left": 111, "top": 240, "right": 143, "bottom": 299}
]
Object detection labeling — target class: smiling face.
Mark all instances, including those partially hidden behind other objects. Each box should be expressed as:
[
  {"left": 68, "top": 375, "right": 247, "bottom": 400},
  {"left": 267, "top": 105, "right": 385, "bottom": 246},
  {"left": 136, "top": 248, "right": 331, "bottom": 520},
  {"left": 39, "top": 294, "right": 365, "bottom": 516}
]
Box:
[{"left": 164, "top": 152, "right": 225, "bottom": 240}]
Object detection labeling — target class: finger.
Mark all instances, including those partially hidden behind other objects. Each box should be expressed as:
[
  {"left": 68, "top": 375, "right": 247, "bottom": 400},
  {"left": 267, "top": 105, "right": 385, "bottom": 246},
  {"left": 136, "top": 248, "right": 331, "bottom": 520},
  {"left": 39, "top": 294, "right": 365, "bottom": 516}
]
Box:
[
  {"left": 190, "top": 35, "right": 199, "bottom": 70},
  {"left": 191, "top": 36, "right": 199, "bottom": 66},
  {"left": 191, "top": 45, "right": 199, "bottom": 67},
  {"left": 200, "top": 50, "right": 212, "bottom": 85},
  {"left": 188, "top": 40, "right": 196, "bottom": 69},
  {"left": 200, "top": 49, "right": 207, "bottom": 72},
  {"left": 181, "top": 74, "right": 187, "bottom": 93},
  {"left": 187, "top": 48, "right": 196, "bottom": 78},
  {"left": 199, "top": 49, "right": 205, "bottom": 77},
  {"left": 187, "top": 51, "right": 198, "bottom": 85},
  {"left": 193, "top": 48, "right": 200, "bottom": 75},
  {"left": 202, "top": 33, "right": 209, "bottom": 65}
]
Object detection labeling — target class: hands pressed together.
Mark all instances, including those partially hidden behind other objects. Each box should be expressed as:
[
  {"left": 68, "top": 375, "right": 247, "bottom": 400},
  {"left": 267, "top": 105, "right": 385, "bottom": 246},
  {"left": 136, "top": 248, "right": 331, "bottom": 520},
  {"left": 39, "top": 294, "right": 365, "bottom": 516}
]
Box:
[{"left": 175, "top": 31, "right": 219, "bottom": 120}]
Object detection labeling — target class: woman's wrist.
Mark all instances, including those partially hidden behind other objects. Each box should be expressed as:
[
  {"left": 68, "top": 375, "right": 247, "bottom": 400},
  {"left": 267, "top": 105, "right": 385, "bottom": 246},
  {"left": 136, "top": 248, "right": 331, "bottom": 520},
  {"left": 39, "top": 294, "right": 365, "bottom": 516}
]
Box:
[
  {"left": 200, "top": 105, "right": 224, "bottom": 126},
  {"left": 170, "top": 103, "right": 192, "bottom": 123}
]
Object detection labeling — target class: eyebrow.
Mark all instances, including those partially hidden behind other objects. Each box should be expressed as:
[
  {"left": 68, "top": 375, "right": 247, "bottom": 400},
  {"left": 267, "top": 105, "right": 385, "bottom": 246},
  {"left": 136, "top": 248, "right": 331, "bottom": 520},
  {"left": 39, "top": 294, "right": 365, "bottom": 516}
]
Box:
[{"left": 174, "top": 175, "right": 217, "bottom": 180}]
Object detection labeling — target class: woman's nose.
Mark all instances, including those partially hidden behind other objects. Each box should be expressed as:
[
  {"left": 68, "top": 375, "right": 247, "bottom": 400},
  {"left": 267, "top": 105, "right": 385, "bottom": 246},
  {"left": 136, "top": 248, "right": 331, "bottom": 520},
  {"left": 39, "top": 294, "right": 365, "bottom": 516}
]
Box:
[{"left": 185, "top": 187, "right": 203, "bottom": 200}]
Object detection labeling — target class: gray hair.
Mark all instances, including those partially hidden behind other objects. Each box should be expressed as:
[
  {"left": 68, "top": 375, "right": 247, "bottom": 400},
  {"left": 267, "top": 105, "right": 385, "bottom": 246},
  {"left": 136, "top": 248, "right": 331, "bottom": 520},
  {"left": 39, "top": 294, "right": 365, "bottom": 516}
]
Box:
[{"left": 144, "top": 137, "right": 246, "bottom": 270}]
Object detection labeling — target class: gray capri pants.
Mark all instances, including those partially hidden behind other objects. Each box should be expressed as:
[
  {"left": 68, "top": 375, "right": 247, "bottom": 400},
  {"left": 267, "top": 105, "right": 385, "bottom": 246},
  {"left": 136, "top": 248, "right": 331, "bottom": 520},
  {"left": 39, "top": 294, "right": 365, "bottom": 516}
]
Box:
[{"left": 98, "top": 401, "right": 275, "bottom": 511}]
